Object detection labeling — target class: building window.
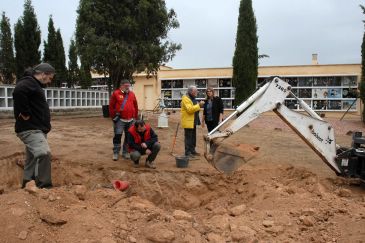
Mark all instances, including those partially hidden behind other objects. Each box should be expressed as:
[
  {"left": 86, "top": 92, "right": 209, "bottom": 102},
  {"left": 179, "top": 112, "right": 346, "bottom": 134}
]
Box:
[
  {"left": 160, "top": 78, "right": 235, "bottom": 108},
  {"left": 278, "top": 75, "right": 358, "bottom": 111}
]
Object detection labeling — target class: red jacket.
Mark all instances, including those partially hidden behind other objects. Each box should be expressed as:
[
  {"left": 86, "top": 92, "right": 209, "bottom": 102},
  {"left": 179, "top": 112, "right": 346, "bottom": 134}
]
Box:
[
  {"left": 109, "top": 89, "right": 138, "bottom": 120},
  {"left": 128, "top": 124, "right": 152, "bottom": 145},
  {"left": 128, "top": 124, "right": 159, "bottom": 152}
]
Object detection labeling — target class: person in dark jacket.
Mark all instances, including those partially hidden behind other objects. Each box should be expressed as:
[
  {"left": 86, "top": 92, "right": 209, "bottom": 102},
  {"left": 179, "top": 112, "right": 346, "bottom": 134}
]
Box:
[
  {"left": 127, "top": 120, "right": 160, "bottom": 169},
  {"left": 13, "top": 63, "right": 55, "bottom": 188},
  {"left": 201, "top": 87, "right": 224, "bottom": 132},
  {"left": 109, "top": 80, "right": 139, "bottom": 161}
]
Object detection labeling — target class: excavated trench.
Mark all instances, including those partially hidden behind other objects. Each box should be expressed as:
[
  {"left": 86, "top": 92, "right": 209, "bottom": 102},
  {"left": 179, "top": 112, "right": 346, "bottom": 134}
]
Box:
[
  {"left": 1, "top": 152, "right": 254, "bottom": 210},
  {"left": 1, "top": 151, "right": 363, "bottom": 211}
]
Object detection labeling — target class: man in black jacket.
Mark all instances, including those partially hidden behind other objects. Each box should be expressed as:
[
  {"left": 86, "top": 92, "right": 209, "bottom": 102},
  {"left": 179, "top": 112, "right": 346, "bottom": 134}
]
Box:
[{"left": 13, "top": 63, "right": 55, "bottom": 188}]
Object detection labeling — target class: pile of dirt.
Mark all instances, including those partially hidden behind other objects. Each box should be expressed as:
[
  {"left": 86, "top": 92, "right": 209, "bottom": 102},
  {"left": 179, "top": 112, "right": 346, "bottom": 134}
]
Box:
[{"left": 0, "top": 115, "right": 364, "bottom": 242}]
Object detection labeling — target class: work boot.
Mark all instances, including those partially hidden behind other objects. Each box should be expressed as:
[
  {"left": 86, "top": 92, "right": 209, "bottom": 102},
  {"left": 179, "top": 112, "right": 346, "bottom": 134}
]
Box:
[
  {"left": 191, "top": 151, "right": 201, "bottom": 156},
  {"left": 113, "top": 153, "right": 119, "bottom": 161},
  {"left": 188, "top": 154, "right": 199, "bottom": 161},
  {"left": 122, "top": 153, "right": 130, "bottom": 160},
  {"left": 132, "top": 161, "right": 139, "bottom": 168},
  {"left": 21, "top": 179, "right": 30, "bottom": 189},
  {"left": 145, "top": 160, "right": 156, "bottom": 169}
]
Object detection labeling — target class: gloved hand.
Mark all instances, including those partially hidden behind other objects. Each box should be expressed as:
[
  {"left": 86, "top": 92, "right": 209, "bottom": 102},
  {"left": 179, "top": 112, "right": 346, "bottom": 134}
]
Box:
[{"left": 113, "top": 113, "right": 120, "bottom": 123}]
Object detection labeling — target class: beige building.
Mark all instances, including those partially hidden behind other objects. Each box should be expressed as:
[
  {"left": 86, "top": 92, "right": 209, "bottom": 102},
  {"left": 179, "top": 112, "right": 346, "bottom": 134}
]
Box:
[{"left": 131, "top": 63, "right": 361, "bottom": 116}]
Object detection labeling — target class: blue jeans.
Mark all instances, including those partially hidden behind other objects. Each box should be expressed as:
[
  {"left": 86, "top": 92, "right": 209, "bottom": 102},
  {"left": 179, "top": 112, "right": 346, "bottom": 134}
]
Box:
[
  {"left": 17, "top": 130, "right": 52, "bottom": 188},
  {"left": 113, "top": 119, "right": 133, "bottom": 154}
]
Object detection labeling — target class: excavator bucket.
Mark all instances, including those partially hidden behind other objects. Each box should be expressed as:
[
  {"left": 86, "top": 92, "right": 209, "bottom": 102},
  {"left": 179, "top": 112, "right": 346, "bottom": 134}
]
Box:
[{"left": 206, "top": 140, "right": 259, "bottom": 174}]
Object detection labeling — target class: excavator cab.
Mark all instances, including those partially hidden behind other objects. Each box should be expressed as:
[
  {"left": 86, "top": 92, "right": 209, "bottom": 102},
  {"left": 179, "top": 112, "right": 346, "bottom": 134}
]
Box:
[{"left": 335, "top": 132, "right": 365, "bottom": 180}]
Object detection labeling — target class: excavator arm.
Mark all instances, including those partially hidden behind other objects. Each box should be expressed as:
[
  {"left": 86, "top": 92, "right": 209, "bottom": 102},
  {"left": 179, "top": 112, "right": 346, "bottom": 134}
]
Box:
[{"left": 204, "top": 77, "right": 343, "bottom": 175}]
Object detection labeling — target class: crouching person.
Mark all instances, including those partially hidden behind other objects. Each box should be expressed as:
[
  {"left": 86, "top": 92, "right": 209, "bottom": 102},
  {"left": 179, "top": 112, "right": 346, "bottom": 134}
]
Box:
[{"left": 128, "top": 120, "right": 160, "bottom": 169}]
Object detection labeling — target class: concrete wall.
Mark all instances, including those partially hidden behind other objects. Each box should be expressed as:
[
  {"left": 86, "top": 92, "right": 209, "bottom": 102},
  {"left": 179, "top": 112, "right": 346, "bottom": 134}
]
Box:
[
  {"left": 132, "top": 74, "right": 160, "bottom": 111},
  {"left": 258, "top": 64, "right": 360, "bottom": 76}
]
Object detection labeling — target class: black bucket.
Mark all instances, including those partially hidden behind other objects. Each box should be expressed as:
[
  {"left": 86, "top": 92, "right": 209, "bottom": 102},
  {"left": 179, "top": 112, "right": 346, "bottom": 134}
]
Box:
[
  {"left": 175, "top": 156, "right": 189, "bottom": 168},
  {"left": 102, "top": 105, "right": 109, "bottom": 118}
]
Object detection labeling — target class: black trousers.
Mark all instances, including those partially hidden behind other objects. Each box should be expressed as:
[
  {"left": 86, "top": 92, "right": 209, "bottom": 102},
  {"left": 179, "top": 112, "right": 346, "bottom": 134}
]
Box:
[
  {"left": 184, "top": 127, "right": 197, "bottom": 156},
  {"left": 205, "top": 120, "right": 218, "bottom": 133}
]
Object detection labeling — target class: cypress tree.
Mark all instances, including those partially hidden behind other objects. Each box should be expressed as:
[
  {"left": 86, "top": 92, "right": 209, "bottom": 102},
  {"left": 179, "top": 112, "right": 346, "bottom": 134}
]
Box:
[
  {"left": 232, "top": 0, "right": 258, "bottom": 105},
  {"left": 43, "top": 16, "right": 57, "bottom": 65},
  {"left": 79, "top": 62, "right": 92, "bottom": 89},
  {"left": 14, "top": 19, "right": 26, "bottom": 78},
  {"left": 360, "top": 5, "right": 365, "bottom": 122},
  {"left": 0, "top": 12, "right": 15, "bottom": 84},
  {"left": 67, "top": 39, "right": 80, "bottom": 88},
  {"left": 54, "top": 29, "right": 67, "bottom": 87},
  {"left": 20, "top": 0, "right": 41, "bottom": 68},
  {"left": 14, "top": 0, "right": 41, "bottom": 78},
  {"left": 44, "top": 16, "right": 67, "bottom": 87}
]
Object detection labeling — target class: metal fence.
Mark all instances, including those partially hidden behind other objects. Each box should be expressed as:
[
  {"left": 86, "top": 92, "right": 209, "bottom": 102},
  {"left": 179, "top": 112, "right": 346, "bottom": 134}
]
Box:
[{"left": 0, "top": 85, "right": 109, "bottom": 111}]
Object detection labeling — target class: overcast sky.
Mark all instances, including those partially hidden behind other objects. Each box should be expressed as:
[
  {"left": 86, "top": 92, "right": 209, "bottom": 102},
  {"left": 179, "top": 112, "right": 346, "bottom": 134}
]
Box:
[{"left": 1, "top": 0, "right": 363, "bottom": 69}]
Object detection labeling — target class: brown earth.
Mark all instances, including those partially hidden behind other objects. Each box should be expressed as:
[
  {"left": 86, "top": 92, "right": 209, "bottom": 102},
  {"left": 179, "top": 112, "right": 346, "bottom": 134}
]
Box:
[{"left": 0, "top": 111, "right": 365, "bottom": 243}]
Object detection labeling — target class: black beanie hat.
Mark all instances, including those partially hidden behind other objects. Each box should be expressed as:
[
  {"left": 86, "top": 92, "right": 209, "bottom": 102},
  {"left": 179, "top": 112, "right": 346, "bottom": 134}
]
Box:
[
  {"left": 121, "top": 79, "right": 130, "bottom": 85},
  {"left": 33, "top": 63, "right": 55, "bottom": 73}
]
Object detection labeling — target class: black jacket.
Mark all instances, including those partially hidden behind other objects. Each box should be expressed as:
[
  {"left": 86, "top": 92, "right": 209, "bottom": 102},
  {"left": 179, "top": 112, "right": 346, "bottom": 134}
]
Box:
[
  {"left": 13, "top": 75, "right": 51, "bottom": 134},
  {"left": 203, "top": 96, "right": 224, "bottom": 125}
]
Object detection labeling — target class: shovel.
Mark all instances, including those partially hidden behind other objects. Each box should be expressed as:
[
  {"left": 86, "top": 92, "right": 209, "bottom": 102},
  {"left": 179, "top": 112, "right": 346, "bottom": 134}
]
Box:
[{"left": 170, "top": 122, "right": 180, "bottom": 156}]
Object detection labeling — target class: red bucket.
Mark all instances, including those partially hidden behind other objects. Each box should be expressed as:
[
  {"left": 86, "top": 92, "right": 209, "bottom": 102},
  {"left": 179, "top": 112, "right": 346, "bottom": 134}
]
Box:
[{"left": 112, "top": 180, "right": 129, "bottom": 191}]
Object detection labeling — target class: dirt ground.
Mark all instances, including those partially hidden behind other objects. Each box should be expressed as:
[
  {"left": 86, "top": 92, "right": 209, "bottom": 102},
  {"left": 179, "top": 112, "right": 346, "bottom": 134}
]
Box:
[{"left": 0, "top": 111, "right": 365, "bottom": 243}]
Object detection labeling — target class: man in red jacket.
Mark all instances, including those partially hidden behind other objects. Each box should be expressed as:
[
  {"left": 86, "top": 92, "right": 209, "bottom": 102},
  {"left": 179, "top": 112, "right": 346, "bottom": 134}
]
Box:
[
  {"left": 109, "top": 80, "right": 139, "bottom": 161},
  {"left": 128, "top": 120, "right": 160, "bottom": 169}
]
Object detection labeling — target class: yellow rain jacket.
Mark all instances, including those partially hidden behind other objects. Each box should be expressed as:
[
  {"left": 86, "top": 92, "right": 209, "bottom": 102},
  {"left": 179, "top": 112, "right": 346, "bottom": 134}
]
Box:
[{"left": 180, "top": 95, "right": 201, "bottom": 128}]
